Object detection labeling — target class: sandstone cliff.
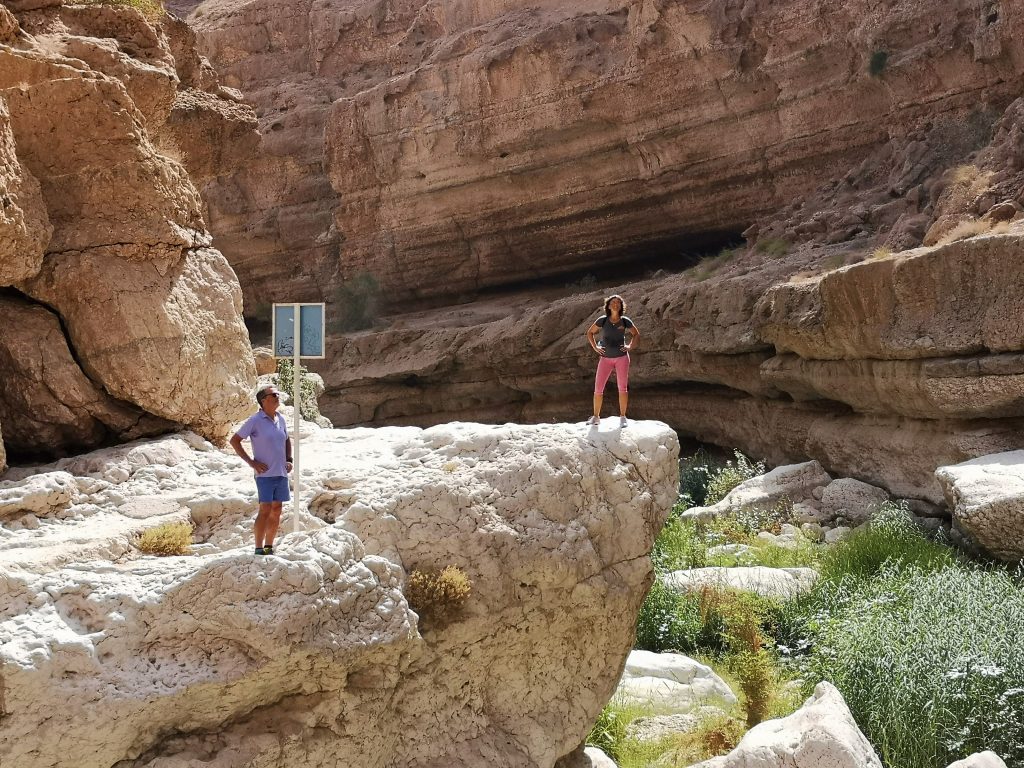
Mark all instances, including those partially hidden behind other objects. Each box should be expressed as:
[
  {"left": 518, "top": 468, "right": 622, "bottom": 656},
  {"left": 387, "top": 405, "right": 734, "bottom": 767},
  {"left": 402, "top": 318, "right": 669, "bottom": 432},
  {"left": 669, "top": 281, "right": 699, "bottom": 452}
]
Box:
[
  {"left": 0, "top": 420, "right": 679, "bottom": 767},
  {"left": 180, "top": 0, "right": 1024, "bottom": 505},
  {"left": 189, "top": 0, "right": 1023, "bottom": 308},
  {"left": 0, "top": 0, "right": 261, "bottom": 464}
]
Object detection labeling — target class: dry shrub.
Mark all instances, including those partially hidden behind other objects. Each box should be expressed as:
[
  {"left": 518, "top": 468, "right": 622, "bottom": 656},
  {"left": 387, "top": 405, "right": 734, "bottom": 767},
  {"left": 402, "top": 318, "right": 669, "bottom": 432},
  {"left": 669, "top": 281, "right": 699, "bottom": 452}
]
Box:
[
  {"left": 406, "top": 565, "right": 472, "bottom": 626},
  {"left": 137, "top": 521, "right": 193, "bottom": 556},
  {"left": 935, "top": 218, "right": 994, "bottom": 246},
  {"left": 79, "top": 0, "right": 165, "bottom": 19},
  {"left": 869, "top": 246, "right": 893, "bottom": 260}
]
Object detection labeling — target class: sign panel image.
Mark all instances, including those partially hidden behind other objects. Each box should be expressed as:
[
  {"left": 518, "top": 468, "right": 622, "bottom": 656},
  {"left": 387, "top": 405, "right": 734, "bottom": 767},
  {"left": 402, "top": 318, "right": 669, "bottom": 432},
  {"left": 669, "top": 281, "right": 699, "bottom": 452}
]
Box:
[{"left": 272, "top": 303, "right": 326, "bottom": 358}]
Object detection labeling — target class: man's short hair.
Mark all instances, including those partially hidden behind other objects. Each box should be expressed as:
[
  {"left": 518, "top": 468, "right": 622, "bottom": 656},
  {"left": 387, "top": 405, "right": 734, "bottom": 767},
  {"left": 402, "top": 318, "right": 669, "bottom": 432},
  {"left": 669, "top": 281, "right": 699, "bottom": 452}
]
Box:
[{"left": 256, "top": 386, "right": 277, "bottom": 403}]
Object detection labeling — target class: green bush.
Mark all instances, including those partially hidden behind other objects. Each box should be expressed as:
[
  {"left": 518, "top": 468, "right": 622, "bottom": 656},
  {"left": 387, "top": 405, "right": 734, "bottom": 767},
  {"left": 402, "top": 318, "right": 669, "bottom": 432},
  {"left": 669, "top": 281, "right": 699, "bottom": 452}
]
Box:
[
  {"left": 816, "top": 501, "right": 954, "bottom": 587},
  {"left": 651, "top": 516, "right": 708, "bottom": 573},
  {"left": 635, "top": 580, "right": 715, "bottom": 654},
  {"left": 679, "top": 449, "right": 715, "bottom": 507},
  {"left": 704, "top": 451, "right": 765, "bottom": 505},
  {"left": 869, "top": 49, "right": 889, "bottom": 76},
  {"left": 331, "top": 271, "right": 380, "bottom": 332},
  {"left": 276, "top": 358, "right": 322, "bottom": 422}
]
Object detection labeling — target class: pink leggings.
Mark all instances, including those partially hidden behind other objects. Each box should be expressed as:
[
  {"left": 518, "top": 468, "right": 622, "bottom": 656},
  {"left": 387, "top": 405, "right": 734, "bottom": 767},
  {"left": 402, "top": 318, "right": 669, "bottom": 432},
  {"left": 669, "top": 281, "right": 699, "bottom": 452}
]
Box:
[{"left": 595, "top": 354, "right": 630, "bottom": 394}]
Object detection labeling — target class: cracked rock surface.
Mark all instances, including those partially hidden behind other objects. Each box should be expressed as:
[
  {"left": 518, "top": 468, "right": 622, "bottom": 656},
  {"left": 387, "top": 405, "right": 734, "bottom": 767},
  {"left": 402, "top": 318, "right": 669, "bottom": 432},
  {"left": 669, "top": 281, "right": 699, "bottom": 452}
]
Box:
[{"left": 0, "top": 418, "right": 679, "bottom": 768}]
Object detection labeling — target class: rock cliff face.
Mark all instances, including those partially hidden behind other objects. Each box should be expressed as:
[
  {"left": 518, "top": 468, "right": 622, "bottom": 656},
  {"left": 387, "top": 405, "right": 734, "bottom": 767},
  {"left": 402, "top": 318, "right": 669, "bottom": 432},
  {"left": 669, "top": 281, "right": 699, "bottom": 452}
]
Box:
[
  {"left": 0, "top": 0, "right": 260, "bottom": 465},
  {"left": 180, "top": 0, "right": 1024, "bottom": 505},
  {"left": 188, "top": 0, "right": 1023, "bottom": 307},
  {"left": 0, "top": 420, "right": 679, "bottom": 768}
]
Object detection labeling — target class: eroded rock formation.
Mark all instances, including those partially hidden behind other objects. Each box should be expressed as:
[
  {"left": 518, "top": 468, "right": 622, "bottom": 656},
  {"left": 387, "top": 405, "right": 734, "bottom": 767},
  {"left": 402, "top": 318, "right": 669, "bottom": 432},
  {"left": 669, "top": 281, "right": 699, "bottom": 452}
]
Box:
[
  {"left": 188, "top": 0, "right": 1023, "bottom": 308},
  {"left": 0, "top": 420, "right": 679, "bottom": 768},
  {"left": 0, "top": 0, "right": 260, "bottom": 464}
]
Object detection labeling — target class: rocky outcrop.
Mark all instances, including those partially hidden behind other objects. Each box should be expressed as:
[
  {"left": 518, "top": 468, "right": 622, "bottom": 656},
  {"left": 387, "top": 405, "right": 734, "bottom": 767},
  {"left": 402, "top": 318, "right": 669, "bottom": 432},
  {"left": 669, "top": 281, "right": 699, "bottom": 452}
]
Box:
[
  {"left": 0, "top": 0, "right": 259, "bottom": 460},
  {"left": 615, "top": 650, "right": 738, "bottom": 713},
  {"left": 683, "top": 461, "right": 831, "bottom": 520},
  {"left": 690, "top": 682, "right": 882, "bottom": 768},
  {"left": 0, "top": 420, "right": 679, "bottom": 767},
  {"left": 936, "top": 450, "right": 1024, "bottom": 561},
  {"left": 663, "top": 566, "right": 818, "bottom": 600},
  {"left": 187, "top": 0, "right": 1024, "bottom": 308}
]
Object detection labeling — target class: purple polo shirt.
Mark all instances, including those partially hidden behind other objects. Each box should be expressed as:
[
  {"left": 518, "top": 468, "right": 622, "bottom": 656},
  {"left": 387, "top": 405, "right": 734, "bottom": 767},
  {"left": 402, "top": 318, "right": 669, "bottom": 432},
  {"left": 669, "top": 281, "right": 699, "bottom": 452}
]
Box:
[{"left": 235, "top": 410, "right": 289, "bottom": 477}]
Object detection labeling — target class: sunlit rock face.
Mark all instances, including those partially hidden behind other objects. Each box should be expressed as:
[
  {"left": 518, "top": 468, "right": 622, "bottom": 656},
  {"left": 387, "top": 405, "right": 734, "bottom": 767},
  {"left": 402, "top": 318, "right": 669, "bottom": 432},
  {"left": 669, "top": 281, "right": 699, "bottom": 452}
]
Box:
[
  {"left": 0, "top": 420, "right": 679, "bottom": 768},
  {"left": 0, "top": 0, "right": 259, "bottom": 464},
  {"left": 187, "top": 0, "right": 1024, "bottom": 307}
]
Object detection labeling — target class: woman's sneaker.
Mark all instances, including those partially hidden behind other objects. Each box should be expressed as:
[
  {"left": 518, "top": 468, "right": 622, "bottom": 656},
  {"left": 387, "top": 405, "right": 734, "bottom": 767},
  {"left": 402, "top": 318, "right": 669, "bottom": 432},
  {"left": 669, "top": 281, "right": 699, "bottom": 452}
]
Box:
[
  {"left": 619, "top": 416, "right": 628, "bottom": 427},
  {"left": 263, "top": 544, "right": 274, "bottom": 555},
  {"left": 587, "top": 416, "right": 600, "bottom": 426},
  {"left": 254, "top": 546, "right": 266, "bottom": 556}
]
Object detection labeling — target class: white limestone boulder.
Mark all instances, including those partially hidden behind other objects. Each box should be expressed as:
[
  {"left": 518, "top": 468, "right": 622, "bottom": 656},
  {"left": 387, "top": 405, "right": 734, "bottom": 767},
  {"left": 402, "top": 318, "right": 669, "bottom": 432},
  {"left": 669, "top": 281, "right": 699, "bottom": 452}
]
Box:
[
  {"left": 556, "top": 745, "right": 619, "bottom": 768},
  {"left": 936, "top": 450, "right": 1024, "bottom": 560},
  {"left": 0, "top": 420, "right": 679, "bottom": 768},
  {"left": 947, "top": 752, "right": 1008, "bottom": 768},
  {"left": 615, "top": 650, "right": 737, "bottom": 712},
  {"left": 663, "top": 566, "right": 819, "bottom": 600},
  {"left": 0, "top": 471, "right": 77, "bottom": 520},
  {"left": 683, "top": 461, "right": 832, "bottom": 520},
  {"left": 820, "top": 478, "right": 889, "bottom": 525},
  {"left": 689, "top": 682, "right": 882, "bottom": 768}
]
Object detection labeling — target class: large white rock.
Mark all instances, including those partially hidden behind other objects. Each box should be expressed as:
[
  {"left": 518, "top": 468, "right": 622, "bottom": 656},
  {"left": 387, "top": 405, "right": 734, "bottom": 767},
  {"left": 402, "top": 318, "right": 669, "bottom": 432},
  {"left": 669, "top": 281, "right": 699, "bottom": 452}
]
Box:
[
  {"left": 683, "top": 461, "right": 832, "bottom": 520},
  {"left": 689, "top": 682, "right": 882, "bottom": 768},
  {"left": 663, "top": 566, "right": 819, "bottom": 600},
  {"left": 946, "top": 752, "right": 1008, "bottom": 768},
  {"left": 936, "top": 450, "right": 1024, "bottom": 560},
  {"left": 0, "top": 471, "right": 77, "bottom": 520},
  {"left": 820, "top": 477, "right": 889, "bottom": 524},
  {"left": 0, "top": 420, "right": 679, "bottom": 768},
  {"left": 615, "top": 650, "right": 737, "bottom": 712}
]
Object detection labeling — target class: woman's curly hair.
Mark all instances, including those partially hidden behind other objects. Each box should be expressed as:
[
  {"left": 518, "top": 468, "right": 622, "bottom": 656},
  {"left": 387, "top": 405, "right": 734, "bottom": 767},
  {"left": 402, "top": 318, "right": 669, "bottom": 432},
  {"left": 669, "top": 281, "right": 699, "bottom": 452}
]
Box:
[{"left": 603, "top": 294, "right": 626, "bottom": 316}]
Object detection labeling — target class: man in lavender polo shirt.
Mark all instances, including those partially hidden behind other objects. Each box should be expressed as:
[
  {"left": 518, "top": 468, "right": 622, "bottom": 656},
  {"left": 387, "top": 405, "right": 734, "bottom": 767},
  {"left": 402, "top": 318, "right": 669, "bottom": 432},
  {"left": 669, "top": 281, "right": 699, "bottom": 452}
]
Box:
[{"left": 229, "top": 386, "right": 293, "bottom": 555}]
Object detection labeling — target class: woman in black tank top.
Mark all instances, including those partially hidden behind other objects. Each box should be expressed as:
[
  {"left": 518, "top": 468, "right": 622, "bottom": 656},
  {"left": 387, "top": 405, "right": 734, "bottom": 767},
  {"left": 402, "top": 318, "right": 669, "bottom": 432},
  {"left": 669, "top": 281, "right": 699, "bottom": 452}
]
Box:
[{"left": 586, "top": 294, "right": 640, "bottom": 427}]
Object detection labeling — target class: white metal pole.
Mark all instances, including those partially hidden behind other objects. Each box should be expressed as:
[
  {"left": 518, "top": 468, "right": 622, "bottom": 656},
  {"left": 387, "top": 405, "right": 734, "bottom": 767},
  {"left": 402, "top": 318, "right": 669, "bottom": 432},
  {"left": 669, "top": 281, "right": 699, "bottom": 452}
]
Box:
[{"left": 292, "top": 303, "right": 301, "bottom": 534}]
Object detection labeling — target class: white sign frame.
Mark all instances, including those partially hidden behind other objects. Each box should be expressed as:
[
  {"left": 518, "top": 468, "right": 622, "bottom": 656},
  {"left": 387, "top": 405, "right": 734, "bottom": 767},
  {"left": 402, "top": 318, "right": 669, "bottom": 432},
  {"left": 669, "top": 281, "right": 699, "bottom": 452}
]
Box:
[{"left": 269, "top": 302, "right": 327, "bottom": 535}]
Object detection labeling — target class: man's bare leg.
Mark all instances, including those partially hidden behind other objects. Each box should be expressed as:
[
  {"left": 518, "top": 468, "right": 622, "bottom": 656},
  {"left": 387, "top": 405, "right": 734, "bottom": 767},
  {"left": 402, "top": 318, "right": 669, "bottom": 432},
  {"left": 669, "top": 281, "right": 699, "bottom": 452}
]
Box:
[
  {"left": 265, "top": 502, "right": 284, "bottom": 549},
  {"left": 254, "top": 502, "right": 273, "bottom": 549}
]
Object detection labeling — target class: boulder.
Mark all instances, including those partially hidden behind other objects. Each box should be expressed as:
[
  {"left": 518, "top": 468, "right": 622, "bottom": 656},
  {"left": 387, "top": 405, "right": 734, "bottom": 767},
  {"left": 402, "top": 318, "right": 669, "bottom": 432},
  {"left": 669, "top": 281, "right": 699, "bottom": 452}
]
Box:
[
  {"left": 615, "top": 650, "right": 737, "bottom": 712},
  {"left": 946, "top": 752, "right": 1009, "bottom": 768},
  {"left": 556, "top": 745, "right": 619, "bottom": 768},
  {"left": 0, "top": 420, "right": 679, "bottom": 767},
  {"left": 663, "top": 567, "right": 818, "bottom": 600},
  {"left": 0, "top": 95, "right": 50, "bottom": 285},
  {"left": 936, "top": 450, "right": 1024, "bottom": 561},
  {"left": 683, "top": 461, "right": 832, "bottom": 520},
  {"left": 0, "top": 2, "right": 258, "bottom": 457},
  {"left": 689, "top": 682, "right": 882, "bottom": 768},
  {"left": 820, "top": 478, "right": 890, "bottom": 525},
  {"left": 0, "top": 294, "right": 173, "bottom": 459},
  {"left": 626, "top": 714, "right": 699, "bottom": 743},
  {"left": 0, "top": 471, "right": 77, "bottom": 520}
]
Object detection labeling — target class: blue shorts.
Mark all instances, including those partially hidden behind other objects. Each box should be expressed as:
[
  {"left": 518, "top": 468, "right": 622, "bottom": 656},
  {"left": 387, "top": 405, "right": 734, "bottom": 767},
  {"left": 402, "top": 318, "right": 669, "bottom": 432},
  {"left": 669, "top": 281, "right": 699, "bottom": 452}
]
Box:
[{"left": 255, "top": 476, "right": 290, "bottom": 503}]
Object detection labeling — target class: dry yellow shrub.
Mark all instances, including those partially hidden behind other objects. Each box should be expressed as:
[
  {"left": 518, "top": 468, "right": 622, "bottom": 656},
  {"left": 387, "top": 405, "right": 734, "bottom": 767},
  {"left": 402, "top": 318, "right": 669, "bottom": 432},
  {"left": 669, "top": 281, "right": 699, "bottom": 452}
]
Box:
[
  {"left": 137, "top": 521, "right": 193, "bottom": 556},
  {"left": 406, "top": 565, "right": 472, "bottom": 626}
]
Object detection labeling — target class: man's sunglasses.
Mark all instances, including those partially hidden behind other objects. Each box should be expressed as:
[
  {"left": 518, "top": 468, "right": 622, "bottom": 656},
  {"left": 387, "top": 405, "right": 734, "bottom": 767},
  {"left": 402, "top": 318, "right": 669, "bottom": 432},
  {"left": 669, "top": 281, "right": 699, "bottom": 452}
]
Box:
[{"left": 261, "top": 392, "right": 281, "bottom": 400}]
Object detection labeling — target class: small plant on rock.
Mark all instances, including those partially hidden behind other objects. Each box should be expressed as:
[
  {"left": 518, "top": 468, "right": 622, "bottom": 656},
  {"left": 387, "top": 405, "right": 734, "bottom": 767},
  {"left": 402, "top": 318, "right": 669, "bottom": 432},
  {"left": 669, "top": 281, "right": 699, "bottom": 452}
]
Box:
[
  {"left": 137, "top": 521, "right": 193, "bottom": 556},
  {"left": 406, "top": 565, "right": 472, "bottom": 627},
  {"left": 704, "top": 451, "right": 765, "bottom": 505}
]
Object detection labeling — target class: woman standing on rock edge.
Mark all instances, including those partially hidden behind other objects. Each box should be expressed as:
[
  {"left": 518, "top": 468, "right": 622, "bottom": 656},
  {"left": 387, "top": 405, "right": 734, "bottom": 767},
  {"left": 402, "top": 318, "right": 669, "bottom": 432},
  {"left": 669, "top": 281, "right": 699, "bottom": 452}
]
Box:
[{"left": 586, "top": 294, "right": 639, "bottom": 427}]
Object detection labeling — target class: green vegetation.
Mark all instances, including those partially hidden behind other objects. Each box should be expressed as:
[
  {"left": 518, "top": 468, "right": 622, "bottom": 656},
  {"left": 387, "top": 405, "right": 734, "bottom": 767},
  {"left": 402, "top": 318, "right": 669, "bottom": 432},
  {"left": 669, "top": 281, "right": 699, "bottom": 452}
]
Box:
[
  {"left": 136, "top": 521, "right": 193, "bottom": 556},
  {"left": 330, "top": 271, "right": 381, "bottom": 332},
  {"left": 755, "top": 238, "right": 790, "bottom": 258},
  {"left": 406, "top": 565, "right": 473, "bottom": 627},
  {"left": 564, "top": 273, "right": 598, "bottom": 294},
  {"left": 704, "top": 451, "right": 764, "bottom": 505},
  {"left": 275, "top": 358, "right": 322, "bottom": 422},
  {"left": 692, "top": 247, "right": 741, "bottom": 282},
  {"left": 869, "top": 50, "right": 889, "bottom": 76},
  {"left": 608, "top": 449, "right": 1024, "bottom": 768}
]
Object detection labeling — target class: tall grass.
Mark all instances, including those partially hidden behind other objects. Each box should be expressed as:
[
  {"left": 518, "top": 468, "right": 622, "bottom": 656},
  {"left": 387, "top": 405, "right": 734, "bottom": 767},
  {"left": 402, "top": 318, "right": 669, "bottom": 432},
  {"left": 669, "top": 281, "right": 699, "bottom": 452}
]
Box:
[
  {"left": 773, "top": 503, "right": 1024, "bottom": 767},
  {"left": 807, "top": 566, "right": 1024, "bottom": 767}
]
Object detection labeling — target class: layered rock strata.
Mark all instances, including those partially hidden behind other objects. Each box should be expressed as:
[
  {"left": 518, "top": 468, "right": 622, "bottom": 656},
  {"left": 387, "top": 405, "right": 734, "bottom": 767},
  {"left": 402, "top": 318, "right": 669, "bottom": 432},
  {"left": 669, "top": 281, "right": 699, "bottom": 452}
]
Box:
[
  {"left": 0, "top": 0, "right": 259, "bottom": 463},
  {"left": 0, "top": 419, "right": 679, "bottom": 767},
  {"left": 188, "top": 0, "right": 1024, "bottom": 307},
  {"left": 312, "top": 220, "right": 1024, "bottom": 503}
]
